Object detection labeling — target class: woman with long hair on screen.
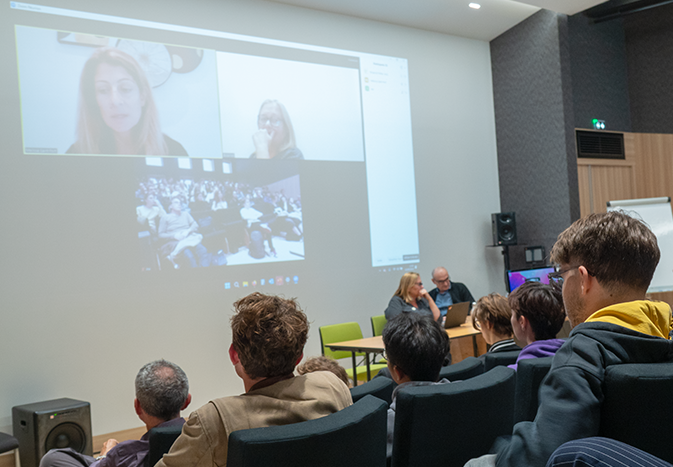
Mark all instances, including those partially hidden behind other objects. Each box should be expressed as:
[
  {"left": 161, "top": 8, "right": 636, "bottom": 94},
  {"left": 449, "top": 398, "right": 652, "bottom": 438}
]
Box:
[
  {"left": 384, "top": 272, "right": 440, "bottom": 322},
  {"left": 67, "top": 47, "right": 187, "bottom": 156},
  {"left": 250, "top": 99, "right": 304, "bottom": 160}
]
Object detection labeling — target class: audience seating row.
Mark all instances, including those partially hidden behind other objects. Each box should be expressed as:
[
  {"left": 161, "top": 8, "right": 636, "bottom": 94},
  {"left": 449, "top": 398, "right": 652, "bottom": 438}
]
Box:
[{"left": 22, "top": 360, "right": 673, "bottom": 467}]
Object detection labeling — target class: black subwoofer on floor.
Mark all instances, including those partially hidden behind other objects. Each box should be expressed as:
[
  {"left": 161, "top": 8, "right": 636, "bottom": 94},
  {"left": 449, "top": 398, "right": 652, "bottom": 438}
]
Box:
[{"left": 13, "top": 398, "right": 93, "bottom": 467}]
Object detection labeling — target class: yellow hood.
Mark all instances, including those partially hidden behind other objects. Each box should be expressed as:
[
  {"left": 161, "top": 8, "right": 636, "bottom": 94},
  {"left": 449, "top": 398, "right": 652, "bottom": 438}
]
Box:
[{"left": 586, "top": 300, "right": 673, "bottom": 340}]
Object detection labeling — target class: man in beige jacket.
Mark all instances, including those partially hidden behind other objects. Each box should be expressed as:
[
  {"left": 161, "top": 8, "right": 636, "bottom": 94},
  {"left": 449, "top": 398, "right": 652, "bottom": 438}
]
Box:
[{"left": 156, "top": 292, "right": 352, "bottom": 467}]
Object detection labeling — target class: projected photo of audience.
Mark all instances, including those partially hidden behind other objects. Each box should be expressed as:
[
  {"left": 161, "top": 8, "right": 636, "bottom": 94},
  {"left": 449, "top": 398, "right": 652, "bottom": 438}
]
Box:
[
  {"left": 15, "top": 26, "right": 221, "bottom": 157},
  {"left": 217, "top": 51, "right": 365, "bottom": 162},
  {"left": 135, "top": 159, "right": 304, "bottom": 271},
  {"left": 251, "top": 100, "right": 304, "bottom": 160}
]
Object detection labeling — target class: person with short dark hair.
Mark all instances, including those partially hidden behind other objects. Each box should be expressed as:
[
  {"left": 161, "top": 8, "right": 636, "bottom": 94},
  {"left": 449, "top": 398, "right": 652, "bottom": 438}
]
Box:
[
  {"left": 383, "top": 312, "right": 450, "bottom": 459},
  {"left": 507, "top": 281, "right": 566, "bottom": 370},
  {"left": 297, "top": 356, "right": 350, "bottom": 387},
  {"left": 465, "top": 211, "right": 673, "bottom": 467},
  {"left": 156, "top": 293, "right": 352, "bottom": 467},
  {"left": 40, "top": 360, "right": 191, "bottom": 467}
]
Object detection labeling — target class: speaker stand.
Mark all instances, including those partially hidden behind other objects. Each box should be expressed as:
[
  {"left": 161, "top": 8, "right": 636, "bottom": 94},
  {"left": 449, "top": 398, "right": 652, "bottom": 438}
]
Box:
[{"left": 501, "top": 245, "right": 510, "bottom": 290}]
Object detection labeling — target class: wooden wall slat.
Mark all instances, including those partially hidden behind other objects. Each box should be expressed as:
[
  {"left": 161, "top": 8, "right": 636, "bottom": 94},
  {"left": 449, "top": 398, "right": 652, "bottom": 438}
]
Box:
[{"left": 633, "top": 133, "right": 673, "bottom": 199}]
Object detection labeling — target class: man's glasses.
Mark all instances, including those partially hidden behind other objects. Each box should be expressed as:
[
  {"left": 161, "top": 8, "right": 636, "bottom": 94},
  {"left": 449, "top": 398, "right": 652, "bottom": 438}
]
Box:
[
  {"left": 434, "top": 277, "right": 450, "bottom": 284},
  {"left": 548, "top": 265, "right": 594, "bottom": 285}
]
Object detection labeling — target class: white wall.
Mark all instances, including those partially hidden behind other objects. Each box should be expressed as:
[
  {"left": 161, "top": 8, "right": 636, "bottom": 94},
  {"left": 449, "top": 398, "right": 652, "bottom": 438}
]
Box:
[{"left": 0, "top": 0, "right": 503, "bottom": 435}]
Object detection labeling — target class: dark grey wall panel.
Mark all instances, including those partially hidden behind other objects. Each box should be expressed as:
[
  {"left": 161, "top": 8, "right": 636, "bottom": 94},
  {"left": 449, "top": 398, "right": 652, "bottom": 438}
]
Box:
[
  {"left": 623, "top": 3, "right": 673, "bottom": 133},
  {"left": 491, "top": 10, "right": 579, "bottom": 270},
  {"left": 568, "top": 14, "right": 631, "bottom": 132}
]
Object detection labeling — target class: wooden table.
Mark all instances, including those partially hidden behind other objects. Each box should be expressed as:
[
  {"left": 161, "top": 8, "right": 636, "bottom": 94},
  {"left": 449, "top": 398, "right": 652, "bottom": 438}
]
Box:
[{"left": 325, "top": 316, "right": 482, "bottom": 386}]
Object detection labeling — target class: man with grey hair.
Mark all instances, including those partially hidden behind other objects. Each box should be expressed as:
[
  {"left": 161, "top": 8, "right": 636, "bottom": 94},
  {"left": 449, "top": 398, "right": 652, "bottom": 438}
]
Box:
[
  {"left": 40, "top": 360, "right": 191, "bottom": 467},
  {"left": 428, "top": 266, "right": 475, "bottom": 318}
]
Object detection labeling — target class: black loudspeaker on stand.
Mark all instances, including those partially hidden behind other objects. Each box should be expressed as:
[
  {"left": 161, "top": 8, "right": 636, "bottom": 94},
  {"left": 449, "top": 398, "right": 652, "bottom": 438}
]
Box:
[
  {"left": 491, "top": 212, "right": 517, "bottom": 246},
  {"left": 13, "top": 398, "right": 93, "bottom": 467}
]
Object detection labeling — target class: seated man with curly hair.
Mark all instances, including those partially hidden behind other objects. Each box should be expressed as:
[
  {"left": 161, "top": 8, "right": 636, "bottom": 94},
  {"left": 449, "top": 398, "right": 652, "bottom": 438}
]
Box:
[{"left": 156, "top": 293, "right": 352, "bottom": 467}]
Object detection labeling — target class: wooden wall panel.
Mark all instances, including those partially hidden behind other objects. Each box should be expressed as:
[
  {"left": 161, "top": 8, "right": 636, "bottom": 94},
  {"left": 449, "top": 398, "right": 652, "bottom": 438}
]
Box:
[
  {"left": 650, "top": 291, "right": 673, "bottom": 310},
  {"left": 633, "top": 133, "right": 673, "bottom": 199},
  {"left": 577, "top": 161, "right": 635, "bottom": 214},
  {"left": 589, "top": 165, "right": 636, "bottom": 213}
]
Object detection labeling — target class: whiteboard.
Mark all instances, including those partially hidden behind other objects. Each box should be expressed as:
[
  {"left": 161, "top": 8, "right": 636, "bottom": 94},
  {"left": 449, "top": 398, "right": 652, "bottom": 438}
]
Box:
[{"left": 607, "top": 197, "right": 673, "bottom": 293}]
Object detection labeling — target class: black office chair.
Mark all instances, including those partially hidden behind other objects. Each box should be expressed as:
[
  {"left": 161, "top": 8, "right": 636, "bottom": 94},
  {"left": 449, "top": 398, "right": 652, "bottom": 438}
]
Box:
[
  {"left": 392, "top": 366, "right": 516, "bottom": 467},
  {"left": 599, "top": 362, "right": 673, "bottom": 463},
  {"left": 482, "top": 350, "right": 520, "bottom": 371},
  {"left": 0, "top": 432, "right": 19, "bottom": 467},
  {"left": 513, "top": 356, "right": 553, "bottom": 423},
  {"left": 227, "top": 395, "right": 388, "bottom": 467},
  {"left": 350, "top": 376, "right": 395, "bottom": 405},
  {"left": 439, "top": 356, "right": 484, "bottom": 381},
  {"left": 145, "top": 424, "right": 184, "bottom": 467}
]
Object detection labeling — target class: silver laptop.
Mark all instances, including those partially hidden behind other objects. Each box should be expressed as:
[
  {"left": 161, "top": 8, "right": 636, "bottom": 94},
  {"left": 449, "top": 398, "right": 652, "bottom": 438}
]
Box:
[{"left": 443, "top": 301, "right": 471, "bottom": 329}]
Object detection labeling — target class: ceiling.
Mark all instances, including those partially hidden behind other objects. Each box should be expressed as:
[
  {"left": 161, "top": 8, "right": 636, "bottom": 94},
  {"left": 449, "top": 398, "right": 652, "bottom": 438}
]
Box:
[{"left": 269, "top": 0, "right": 608, "bottom": 41}]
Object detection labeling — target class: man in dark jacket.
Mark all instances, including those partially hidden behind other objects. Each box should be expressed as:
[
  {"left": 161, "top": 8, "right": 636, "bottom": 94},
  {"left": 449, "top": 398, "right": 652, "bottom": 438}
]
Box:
[
  {"left": 40, "top": 360, "right": 191, "bottom": 467},
  {"left": 465, "top": 211, "right": 673, "bottom": 467},
  {"left": 428, "top": 267, "right": 475, "bottom": 318}
]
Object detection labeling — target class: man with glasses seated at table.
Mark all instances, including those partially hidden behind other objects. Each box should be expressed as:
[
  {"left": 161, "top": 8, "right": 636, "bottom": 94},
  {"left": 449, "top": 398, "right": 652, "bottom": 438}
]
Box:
[
  {"left": 465, "top": 211, "right": 673, "bottom": 467},
  {"left": 428, "top": 267, "right": 475, "bottom": 318}
]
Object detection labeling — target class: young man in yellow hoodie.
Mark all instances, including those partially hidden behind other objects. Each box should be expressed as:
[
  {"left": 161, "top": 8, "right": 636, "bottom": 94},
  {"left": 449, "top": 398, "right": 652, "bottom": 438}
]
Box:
[{"left": 466, "top": 211, "right": 673, "bottom": 467}]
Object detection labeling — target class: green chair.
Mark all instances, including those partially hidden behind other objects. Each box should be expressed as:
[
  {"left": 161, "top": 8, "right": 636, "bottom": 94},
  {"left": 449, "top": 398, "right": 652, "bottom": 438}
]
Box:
[
  {"left": 319, "top": 322, "right": 387, "bottom": 385},
  {"left": 371, "top": 315, "right": 387, "bottom": 336},
  {"left": 370, "top": 315, "right": 388, "bottom": 364}
]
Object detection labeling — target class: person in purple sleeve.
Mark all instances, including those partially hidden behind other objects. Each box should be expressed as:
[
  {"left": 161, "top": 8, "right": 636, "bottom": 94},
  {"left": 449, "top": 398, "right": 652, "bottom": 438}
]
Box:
[
  {"left": 506, "top": 281, "right": 567, "bottom": 370},
  {"left": 39, "top": 360, "right": 191, "bottom": 467}
]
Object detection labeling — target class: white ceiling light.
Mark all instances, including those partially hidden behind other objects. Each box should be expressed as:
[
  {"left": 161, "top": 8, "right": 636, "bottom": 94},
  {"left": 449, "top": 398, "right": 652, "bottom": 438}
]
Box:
[{"left": 469, "top": 3, "right": 481, "bottom": 9}]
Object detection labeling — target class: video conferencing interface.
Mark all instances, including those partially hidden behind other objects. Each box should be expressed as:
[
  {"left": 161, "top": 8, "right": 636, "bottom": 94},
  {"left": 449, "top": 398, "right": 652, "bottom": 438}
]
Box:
[{"left": 6, "top": 2, "right": 420, "bottom": 287}]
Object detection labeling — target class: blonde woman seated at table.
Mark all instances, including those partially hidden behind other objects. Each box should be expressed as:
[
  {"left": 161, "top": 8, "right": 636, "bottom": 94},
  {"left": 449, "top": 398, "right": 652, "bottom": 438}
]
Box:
[
  {"left": 472, "top": 293, "right": 522, "bottom": 354},
  {"left": 385, "top": 272, "right": 440, "bottom": 322}
]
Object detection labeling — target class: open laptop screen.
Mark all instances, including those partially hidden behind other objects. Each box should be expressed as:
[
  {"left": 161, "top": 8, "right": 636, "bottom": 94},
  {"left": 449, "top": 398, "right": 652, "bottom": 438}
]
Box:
[{"left": 507, "top": 266, "right": 555, "bottom": 293}]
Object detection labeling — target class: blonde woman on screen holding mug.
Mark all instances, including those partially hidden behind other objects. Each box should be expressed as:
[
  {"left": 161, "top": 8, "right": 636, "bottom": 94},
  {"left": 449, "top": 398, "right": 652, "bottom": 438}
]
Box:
[{"left": 250, "top": 99, "right": 304, "bottom": 160}]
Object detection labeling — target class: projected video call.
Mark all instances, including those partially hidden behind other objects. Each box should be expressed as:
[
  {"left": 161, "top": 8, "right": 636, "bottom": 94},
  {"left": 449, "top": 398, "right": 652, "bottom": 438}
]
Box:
[
  {"left": 136, "top": 159, "right": 303, "bottom": 271},
  {"left": 16, "top": 25, "right": 365, "bottom": 162},
  {"left": 8, "top": 2, "right": 419, "bottom": 275}
]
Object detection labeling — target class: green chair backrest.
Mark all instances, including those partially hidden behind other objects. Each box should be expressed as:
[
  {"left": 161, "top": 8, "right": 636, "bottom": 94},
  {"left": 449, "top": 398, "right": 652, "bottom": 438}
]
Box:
[
  {"left": 320, "top": 322, "right": 365, "bottom": 360},
  {"left": 371, "top": 315, "right": 387, "bottom": 336}
]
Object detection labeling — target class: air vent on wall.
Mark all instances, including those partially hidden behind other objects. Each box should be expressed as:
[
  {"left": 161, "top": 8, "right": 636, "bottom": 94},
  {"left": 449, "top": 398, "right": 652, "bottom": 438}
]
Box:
[{"left": 576, "top": 130, "right": 625, "bottom": 159}]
